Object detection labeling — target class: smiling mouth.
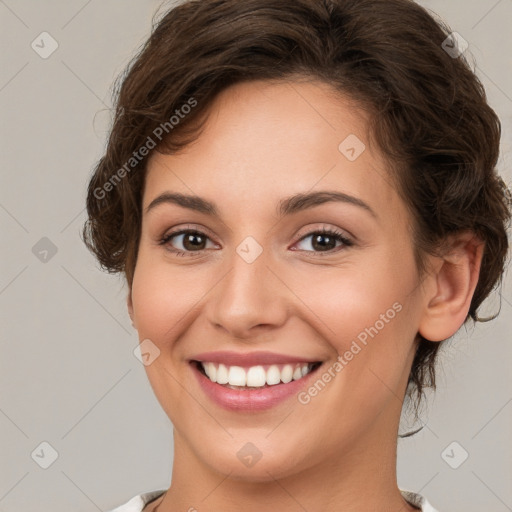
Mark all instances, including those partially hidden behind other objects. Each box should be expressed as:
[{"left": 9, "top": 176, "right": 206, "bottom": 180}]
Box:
[{"left": 192, "top": 361, "right": 322, "bottom": 389}]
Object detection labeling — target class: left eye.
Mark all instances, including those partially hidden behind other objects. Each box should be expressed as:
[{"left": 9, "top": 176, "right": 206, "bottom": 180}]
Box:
[{"left": 293, "top": 229, "right": 353, "bottom": 253}]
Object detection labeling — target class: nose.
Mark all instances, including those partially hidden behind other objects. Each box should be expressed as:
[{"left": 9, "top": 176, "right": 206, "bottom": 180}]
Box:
[{"left": 206, "top": 245, "right": 289, "bottom": 340}]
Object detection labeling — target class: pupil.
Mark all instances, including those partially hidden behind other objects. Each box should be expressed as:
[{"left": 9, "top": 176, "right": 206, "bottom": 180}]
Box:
[
  {"left": 313, "top": 234, "right": 335, "bottom": 251},
  {"left": 184, "top": 233, "right": 205, "bottom": 250}
]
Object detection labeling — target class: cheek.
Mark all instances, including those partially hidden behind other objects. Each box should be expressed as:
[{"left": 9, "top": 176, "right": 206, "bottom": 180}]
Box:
[
  {"left": 130, "top": 243, "right": 213, "bottom": 330},
  {"left": 291, "top": 257, "right": 416, "bottom": 346},
  {"left": 288, "top": 254, "right": 419, "bottom": 399}
]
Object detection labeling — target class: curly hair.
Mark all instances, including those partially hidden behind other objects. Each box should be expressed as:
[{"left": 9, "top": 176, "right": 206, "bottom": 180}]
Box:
[{"left": 82, "top": 0, "right": 511, "bottom": 413}]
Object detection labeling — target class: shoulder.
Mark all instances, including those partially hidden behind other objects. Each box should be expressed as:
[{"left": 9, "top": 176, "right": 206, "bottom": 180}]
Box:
[
  {"left": 106, "top": 490, "right": 166, "bottom": 512},
  {"left": 400, "top": 489, "right": 440, "bottom": 512}
]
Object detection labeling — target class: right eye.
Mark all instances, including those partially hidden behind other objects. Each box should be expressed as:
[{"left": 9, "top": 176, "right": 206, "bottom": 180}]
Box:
[{"left": 159, "top": 229, "right": 218, "bottom": 256}]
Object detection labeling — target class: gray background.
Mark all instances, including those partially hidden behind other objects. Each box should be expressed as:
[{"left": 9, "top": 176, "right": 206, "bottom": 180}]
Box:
[{"left": 1, "top": 1, "right": 511, "bottom": 511}]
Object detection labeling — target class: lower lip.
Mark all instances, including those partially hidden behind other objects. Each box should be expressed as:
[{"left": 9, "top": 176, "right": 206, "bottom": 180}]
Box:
[{"left": 191, "top": 362, "right": 322, "bottom": 411}]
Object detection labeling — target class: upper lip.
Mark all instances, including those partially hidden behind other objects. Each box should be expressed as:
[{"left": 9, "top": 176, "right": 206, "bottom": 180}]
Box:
[{"left": 190, "top": 351, "right": 321, "bottom": 367}]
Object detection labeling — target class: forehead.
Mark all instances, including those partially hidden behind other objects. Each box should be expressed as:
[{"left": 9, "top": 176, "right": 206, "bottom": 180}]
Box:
[{"left": 143, "top": 79, "right": 405, "bottom": 224}]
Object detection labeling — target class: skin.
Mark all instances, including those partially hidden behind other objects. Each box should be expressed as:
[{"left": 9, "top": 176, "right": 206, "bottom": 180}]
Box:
[{"left": 127, "top": 79, "right": 483, "bottom": 512}]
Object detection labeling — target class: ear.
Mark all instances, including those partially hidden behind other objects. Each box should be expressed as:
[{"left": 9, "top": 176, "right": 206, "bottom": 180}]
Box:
[
  {"left": 418, "top": 232, "right": 484, "bottom": 342},
  {"left": 127, "top": 290, "right": 137, "bottom": 329}
]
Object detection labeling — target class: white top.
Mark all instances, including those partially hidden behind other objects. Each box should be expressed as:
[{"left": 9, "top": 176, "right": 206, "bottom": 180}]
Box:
[{"left": 107, "top": 489, "right": 439, "bottom": 511}]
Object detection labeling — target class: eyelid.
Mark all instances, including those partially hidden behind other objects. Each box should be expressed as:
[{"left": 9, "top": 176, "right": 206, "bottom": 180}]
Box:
[
  {"left": 160, "top": 223, "right": 217, "bottom": 242},
  {"left": 293, "top": 223, "right": 353, "bottom": 243}
]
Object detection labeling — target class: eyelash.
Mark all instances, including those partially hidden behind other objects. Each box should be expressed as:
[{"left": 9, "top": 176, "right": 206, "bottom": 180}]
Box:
[{"left": 158, "top": 227, "right": 353, "bottom": 257}]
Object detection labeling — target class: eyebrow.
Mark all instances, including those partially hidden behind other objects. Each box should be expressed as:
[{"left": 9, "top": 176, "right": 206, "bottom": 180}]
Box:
[{"left": 145, "top": 190, "right": 376, "bottom": 218}]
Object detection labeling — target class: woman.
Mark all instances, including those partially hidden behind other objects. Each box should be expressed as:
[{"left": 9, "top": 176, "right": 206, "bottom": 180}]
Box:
[{"left": 83, "top": 0, "right": 511, "bottom": 510}]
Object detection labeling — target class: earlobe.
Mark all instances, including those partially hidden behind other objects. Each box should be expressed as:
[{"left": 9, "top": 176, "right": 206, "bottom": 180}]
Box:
[
  {"left": 418, "top": 232, "right": 484, "bottom": 342},
  {"left": 127, "top": 291, "right": 137, "bottom": 329}
]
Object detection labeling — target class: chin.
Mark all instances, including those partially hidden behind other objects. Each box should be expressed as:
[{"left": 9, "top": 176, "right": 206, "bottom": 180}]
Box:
[{"left": 196, "top": 436, "right": 313, "bottom": 482}]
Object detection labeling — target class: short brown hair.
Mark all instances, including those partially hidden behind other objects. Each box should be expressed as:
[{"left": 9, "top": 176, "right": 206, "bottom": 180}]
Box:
[{"left": 82, "top": 0, "right": 511, "bottom": 411}]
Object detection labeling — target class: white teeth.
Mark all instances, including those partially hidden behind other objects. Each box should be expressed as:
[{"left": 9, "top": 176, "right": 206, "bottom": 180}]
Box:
[
  {"left": 266, "top": 365, "right": 281, "bottom": 385},
  {"left": 246, "top": 365, "right": 266, "bottom": 387},
  {"left": 204, "top": 362, "right": 216, "bottom": 382},
  {"left": 292, "top": 366, "right": 303, "bottom": 380},
  {"left": 228, "top": 366, "right": 246, "bottom": 386},
  {"left": 216, "top": 363, "right": 229, "bottom": 384},
  {"left": 281, "top": 364, "right": 293, "bottom": 383},
  {"left": 199, "top": 361, "right": 317, "bottom": 388}
]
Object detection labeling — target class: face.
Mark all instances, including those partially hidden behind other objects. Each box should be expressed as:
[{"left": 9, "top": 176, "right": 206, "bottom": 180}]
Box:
[{"left": 128, "top": 79, "right": 430, "bottom": 481}]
